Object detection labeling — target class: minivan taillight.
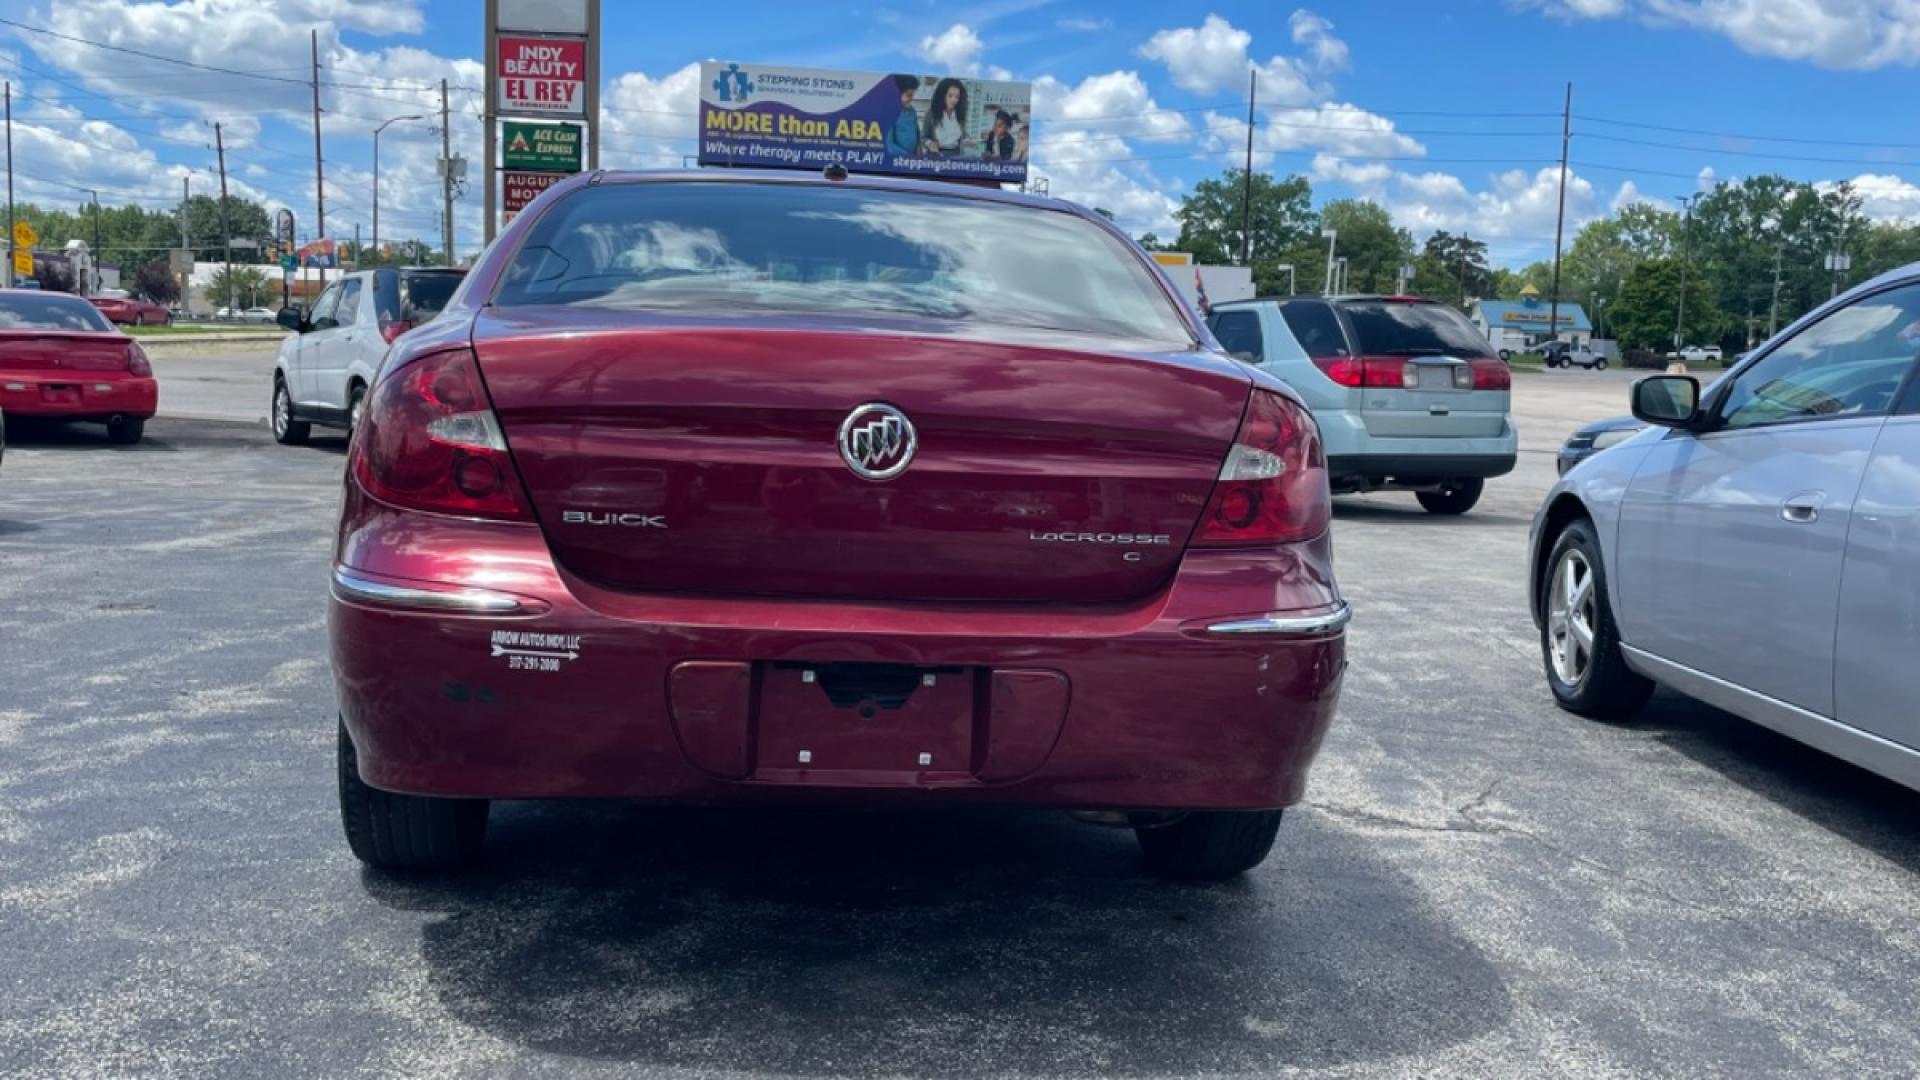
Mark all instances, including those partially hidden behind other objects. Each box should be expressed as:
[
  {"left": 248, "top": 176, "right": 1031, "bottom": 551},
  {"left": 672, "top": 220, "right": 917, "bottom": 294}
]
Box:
[
  {"left": 1194, "top": 390, "right": 1330, "bottom": 546},
  {"left": 380, "top": 320, "right": 414, "bottom": 345},
  {"left": 350, "top": 348, "right": 529, "bottom": 521},
  {"left": 1311, "top": 355, "right": 1405, "bottom": 388},
  {"left": 126, "top": 343, "right": 152, "bottom": 376},
  {"left": 1467, "top": 356, "right": 1510, "bottom": 390}
]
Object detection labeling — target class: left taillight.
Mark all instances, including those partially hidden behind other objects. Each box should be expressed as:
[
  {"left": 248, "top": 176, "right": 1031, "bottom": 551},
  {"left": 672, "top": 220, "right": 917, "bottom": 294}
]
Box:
[
  {"left": 127, "top": 343, "right": 152, "bottom": 376},
  {"left": 380, "top": 320, "right": 414, "bottom": 345},
  {"left": 1193, "top": 389, "right": 1331, "bottom": 547},
  {"left": 349, "top": 348, "right": 530, "bottom": 521}
]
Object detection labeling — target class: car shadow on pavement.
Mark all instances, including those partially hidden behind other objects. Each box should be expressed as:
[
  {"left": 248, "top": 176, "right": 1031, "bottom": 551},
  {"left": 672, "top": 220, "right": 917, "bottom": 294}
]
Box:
[
  {"left": 1639, "top": 688, "right": 1920, "bottom": 875},
  {"left": 360, "top": 804, "right": 1510, "bottom": 1075},
  {"left": 1331, "top": 497, "right": 1529, "bottom": 528}
]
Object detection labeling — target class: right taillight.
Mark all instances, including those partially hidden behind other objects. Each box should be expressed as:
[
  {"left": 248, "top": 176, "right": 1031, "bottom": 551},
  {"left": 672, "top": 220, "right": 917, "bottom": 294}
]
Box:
[
  {"left": 380, "top": 319, "right": 415, "bottom": 345},
  {"left": 350, "top": 348, "right": 530, "bottom": 521},
  {"left": 1194, "top": 390, "right": 1330, "bottom": 546},
  {"left": 1467, "top": 356, "right": 1510, "bottom": 390}
]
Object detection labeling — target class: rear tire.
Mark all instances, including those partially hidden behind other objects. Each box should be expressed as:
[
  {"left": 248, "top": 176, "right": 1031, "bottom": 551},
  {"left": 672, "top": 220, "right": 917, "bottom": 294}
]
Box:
[
  {"left": 1416, "top": 477, "right": 1483, "bottom": 515},
  {"left": 1136, "top": 810, "right": 1283, "bottom": 880},
  {"left": 106, "top": 415, "right": 144, "bottom": 445},
  {"left": 347, "top": 382, "right": 366, "bottom": 434},
  {"left": 1595, "top": 358, "right": 1608, "bottom": 371},
  {"left": 337, "top": 722, "right": 489, "bottom": 871},
  {"left": 272, "top": 376, "right": 310, "bottom": 445},
  {"left": 1540, "top": 518, "right": 1653, "bottom": 720}
]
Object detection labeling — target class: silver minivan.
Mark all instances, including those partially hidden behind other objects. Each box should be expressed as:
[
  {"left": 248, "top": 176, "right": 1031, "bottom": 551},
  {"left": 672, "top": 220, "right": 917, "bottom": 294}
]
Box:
[{"left": 1208, "top": 295, "right": 1518, "bottom": 514}]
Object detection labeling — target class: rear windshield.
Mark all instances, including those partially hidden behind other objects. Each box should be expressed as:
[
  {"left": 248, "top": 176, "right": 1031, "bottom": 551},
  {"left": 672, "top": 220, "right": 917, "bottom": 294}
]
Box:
[
  {"left": 0, "top": 293, "right": 114, "bottom": 332},
  {"left": 1341, "top": 301, "right": 1493, "bottom": 357},
  {"left": 401, "top": 272, "right": 463, "bottom": 320},
  {"left": 494, "top": 182, "right": 1192, "bottom": 344}
]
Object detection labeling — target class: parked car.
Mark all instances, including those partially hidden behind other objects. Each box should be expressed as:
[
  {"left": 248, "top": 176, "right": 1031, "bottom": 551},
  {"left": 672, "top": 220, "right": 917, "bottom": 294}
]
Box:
[
  {"left": 1555, "top": 415, "right": 1645, "bottom": 475},
  {"left": 1530, "top": 264, "right": 1920, "bottom": 792},
  {"left": 1676, "top": 344, "right": 1723, "bottom": 364},
  {"left": 271, "top": 266, "right": 465, "bottom": 442},
  {"left": 89, "top": 293, "right": 172, "bottom": 327},
  {"left": 0, "top": 288, "right": 157, "bottom": 444},
  {"left": 1541, "top": 340, "right": 1607, "bottom": 369},
  {"left": 329, "top": 173, "right": 1347, "bottom": 879},
  {"left": 1207, "top": 294, "right": 1516, "bottom": 514}
]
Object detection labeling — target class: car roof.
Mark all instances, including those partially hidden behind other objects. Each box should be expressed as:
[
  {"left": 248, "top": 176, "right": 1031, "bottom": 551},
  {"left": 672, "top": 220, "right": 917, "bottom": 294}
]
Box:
[
  {"left": 572, "top": 167, "right": 1083, "bottom": 218},
  {"left": 1214, "top": 294, "right": 1444, "bottom": 308}
]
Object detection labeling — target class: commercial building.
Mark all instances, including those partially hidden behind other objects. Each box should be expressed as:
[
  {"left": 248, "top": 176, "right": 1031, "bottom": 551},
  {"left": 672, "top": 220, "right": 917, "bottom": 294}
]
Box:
[{"left": 1469, "top": 285, "right": 1591, "bottom": 354}]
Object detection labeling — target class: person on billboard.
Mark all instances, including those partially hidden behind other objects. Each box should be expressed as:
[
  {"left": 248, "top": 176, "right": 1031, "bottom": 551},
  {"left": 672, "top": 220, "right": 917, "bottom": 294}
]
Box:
[
  {"left": 1013, "top": 121, "right": 1029, "bottom": 161},
  {"left": 886, "top": 75, "right": 922, "bottom": 158},
  {"left": 921, "top": 78, "right": 969, "bottom": 155},
  {"left": 981, "top": 110, "right": 1017, "bottom": 161}
]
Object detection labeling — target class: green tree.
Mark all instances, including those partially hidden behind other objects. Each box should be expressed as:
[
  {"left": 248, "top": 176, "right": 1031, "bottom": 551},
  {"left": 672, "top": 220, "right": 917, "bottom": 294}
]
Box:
[
  {"left": 1606, "top": 257, "right": 1724, "bottom": 351},
  {"left": 209, "top": 264, "right": 273, "bottom": 309},
  {"left": 1409, "top": 231, "right": 1492, "bottom": 310},
  {"left": 1314, "top": 199, "right": 1414, "bottom": 295},
  {"left": 1172, "top": 168, "right": 1315, "bottom": 276},
  {"left": 1559, "top": 203, "right": 1678, "bottom": 313},
  {"left": 182, "top": 195, "right": 272, "bottom": 263}
]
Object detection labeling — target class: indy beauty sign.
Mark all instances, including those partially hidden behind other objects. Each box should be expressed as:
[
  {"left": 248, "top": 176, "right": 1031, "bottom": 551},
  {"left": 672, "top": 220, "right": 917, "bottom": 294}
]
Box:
[{"left": 497, "top": 36, "right": 586, "bottom": 118}]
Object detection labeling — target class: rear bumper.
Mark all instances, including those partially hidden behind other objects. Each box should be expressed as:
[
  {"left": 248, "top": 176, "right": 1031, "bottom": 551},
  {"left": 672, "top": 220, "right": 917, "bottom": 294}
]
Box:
[
  {"left": 330, "top": 491, "right": 1348, "bottom": 811},
  {"left": 0, "top": 373, "right": 158, "bottom": 419},
  {"left": 1328, "top": 450, "right": 1518, "bottom": 483}
]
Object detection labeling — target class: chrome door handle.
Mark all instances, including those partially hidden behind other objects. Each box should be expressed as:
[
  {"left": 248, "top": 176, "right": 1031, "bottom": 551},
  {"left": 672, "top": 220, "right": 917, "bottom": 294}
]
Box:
[{"left": 1781, "top": 492, "right": 1825, "bottom": 523}]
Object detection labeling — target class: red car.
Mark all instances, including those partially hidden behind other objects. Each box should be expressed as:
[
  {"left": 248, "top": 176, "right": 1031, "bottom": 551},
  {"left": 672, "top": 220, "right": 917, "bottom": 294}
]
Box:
[
  {"left": 331, "top": 172, "right": 1348, "bottom": 879},
  {"left": 89, "top": 294, "right": 172, "bottom": 327},
  {"left": 0, "top": 289, "right": 158, "bottom": 444}
]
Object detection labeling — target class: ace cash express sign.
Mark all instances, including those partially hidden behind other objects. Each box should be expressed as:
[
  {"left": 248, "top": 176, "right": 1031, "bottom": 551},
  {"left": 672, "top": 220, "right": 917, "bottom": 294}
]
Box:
[{"left": 497, "top": 35, "right": 586, "bottom": 117}]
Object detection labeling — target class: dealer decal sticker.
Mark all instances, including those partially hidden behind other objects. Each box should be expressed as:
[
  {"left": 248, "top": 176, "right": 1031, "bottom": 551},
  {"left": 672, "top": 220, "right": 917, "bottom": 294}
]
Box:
[{"left": 490, "top": 630, "right": 582, "bottom": 672}]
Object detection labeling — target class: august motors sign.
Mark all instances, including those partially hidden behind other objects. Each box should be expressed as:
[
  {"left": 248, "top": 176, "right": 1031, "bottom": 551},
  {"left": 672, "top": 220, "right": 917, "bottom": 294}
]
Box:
[{"left": 699, "top": 61, "right": 1030, "bottom": 184}]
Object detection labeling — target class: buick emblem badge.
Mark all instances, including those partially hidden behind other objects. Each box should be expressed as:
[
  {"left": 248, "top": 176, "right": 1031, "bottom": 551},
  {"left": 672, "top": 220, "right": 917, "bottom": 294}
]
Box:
[{"left": 838, "top": 403, "right": 916, "bottom": 480}]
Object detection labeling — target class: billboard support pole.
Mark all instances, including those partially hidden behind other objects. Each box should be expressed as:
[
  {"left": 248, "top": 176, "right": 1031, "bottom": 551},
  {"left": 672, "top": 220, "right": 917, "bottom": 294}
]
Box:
[{"left": 483, "top": 0, "right": 499, "bottom": 243}]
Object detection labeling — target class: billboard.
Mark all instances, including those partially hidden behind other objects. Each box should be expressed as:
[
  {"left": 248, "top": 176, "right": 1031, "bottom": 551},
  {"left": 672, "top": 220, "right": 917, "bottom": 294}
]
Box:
[
  {"left": 497, "top": 35, "right": 586, "bottom": 117},
  {"left": 698, "top": 62, "right": 1029, "bottom": 184},
  {"left": 503, "top": 170, "right": 565, "bottom": 217},
  {"left": 502, "top": 120, "right": 583, "bottom": 171}
]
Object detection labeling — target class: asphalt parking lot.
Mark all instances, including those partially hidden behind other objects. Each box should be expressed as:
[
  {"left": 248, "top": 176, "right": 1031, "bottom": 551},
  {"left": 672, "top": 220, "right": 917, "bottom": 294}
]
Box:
[{"left": 4, "top": 355, "right": 1919, "bottom": 1078}]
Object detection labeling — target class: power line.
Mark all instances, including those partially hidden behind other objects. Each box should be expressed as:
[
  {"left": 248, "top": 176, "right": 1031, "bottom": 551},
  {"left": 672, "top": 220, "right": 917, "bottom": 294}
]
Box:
[
  {"left": 1576, "top": 112, "right": 1920, "bottom": 151},
  {"left": 0, "top": 17, "right": 313, "bottom": 85},
  {"left": 1579, "top": 131, "right": 1918, "bottom": 168}
]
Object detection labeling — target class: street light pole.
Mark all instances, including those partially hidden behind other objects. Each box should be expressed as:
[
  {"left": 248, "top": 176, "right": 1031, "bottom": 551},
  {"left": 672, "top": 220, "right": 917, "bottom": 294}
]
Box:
[
  {"left": 1321, "top": 228, "right": 1338, "bottom": 295},
  {"left": 1674, "top": 193, "right": 1698, "bottom": 353},
  {"left": 81, "top": 187, "right": 100, "bottom": 294},
  {"left": 1274, "top": 262, "right": 1295, "bottom": 296},
  {"left": 372, "top": 114, "right": 424, "bottom": 261}
]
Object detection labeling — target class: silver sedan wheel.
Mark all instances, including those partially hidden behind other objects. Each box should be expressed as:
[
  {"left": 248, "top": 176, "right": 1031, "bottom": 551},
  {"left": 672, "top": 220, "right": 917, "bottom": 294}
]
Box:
[
  {"left": 1547, "top": 548, "right": 1597, "bottom": 686},
  {"left": 349, "top": 393, "right": 364, "bottom": 432},
  {"left": 273, "top": 384, "right": 290, "bottom": 437}
]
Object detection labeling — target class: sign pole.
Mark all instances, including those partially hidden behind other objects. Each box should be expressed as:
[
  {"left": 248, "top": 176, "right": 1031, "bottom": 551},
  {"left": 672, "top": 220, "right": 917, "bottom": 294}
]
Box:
[
  {"left": 483, "top": 0, "right": 499, "bottom": 243},
  {"left": 5, "top": 82, "right": 13, "bottom": 289},
  {"left": 585, "top": 0, "right": 600, "bottom": 170}
]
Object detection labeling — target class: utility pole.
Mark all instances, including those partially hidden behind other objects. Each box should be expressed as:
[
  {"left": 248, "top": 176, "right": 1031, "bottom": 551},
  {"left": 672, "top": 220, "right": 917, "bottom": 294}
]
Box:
[
  {"left": 1768, "top": 245, "right": 1783, "bottom": 336},
  {"left": 483, "top": 0, "right": 499, "bottom": 243},
  {"left": 1674, "top": 193, "right": 1697, "bottom": 352},
  {"left": 311, "top": 29, "right": 327, "bottom": 296},
  {"left": 1547, "top": 82, "right": 1572, "bottom": 350},
  {"left": 179, "top": 176, "right": 189, "bottom": 249},
  {"left": 440, "top": 78, "right": 455, "bottom": 267},
  {"left": 5, "top": 82, "right": 13, "bottom": 289},
  {"left": 214, "top": 122, "right": 234, "bottom": 313},
  {"left": 1240, "top": 69, "right": 1255, "bottom": 267}
]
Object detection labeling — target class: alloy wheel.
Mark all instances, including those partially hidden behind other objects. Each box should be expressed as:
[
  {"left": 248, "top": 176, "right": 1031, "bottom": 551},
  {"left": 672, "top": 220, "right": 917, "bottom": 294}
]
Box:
[
  {"left": 273, "top": 384, "right": 290, "bottom": 437},
  {"left": 1547, "top": 548, "right": 1597, "bottom": 686}
]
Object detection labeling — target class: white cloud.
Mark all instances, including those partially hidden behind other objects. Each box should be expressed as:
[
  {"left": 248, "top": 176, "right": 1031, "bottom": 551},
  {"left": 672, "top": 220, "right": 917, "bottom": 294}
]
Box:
[
  {"left": 1057, "top": 16, "right": 1112, "bottom": 32},
  {"left": 1827, "top": 173, "right": 1920, "bottom": 222},
  {"left": 1527, "top": 0, "right": 1920, "bottom": 69},
  {"left": 1198, "top": 102, "right": 1424, "bottom": 169},
  {"left": 1289, "top": 10, "right": 1350, "bottom": 72},
  {"left": 919, "top": 24, "right": 986, "bottom": 74},
  {"left": 1610, "top": 179, "right": 1665, "bottom": 211},
  {"left": 1028, "top": 129, "right": 1180, "bottom": 235},
  {"left": 1380, "top": 166, "right": 1603, "bottom": 247},
  {"left": 1032, "top": 71, "right": 1192, "bottom": 142},
  {"left": 600, "top": 63, "right": 704, "bottom": 170},
  {"left": 1140, "top": 15, "right": 1253, "bottom": 95}
]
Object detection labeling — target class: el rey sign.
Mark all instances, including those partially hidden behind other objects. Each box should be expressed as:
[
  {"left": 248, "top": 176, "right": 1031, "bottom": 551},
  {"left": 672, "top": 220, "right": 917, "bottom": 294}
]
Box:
[{"left": 497, "top": 35, "right": 585, "bottom": 117}]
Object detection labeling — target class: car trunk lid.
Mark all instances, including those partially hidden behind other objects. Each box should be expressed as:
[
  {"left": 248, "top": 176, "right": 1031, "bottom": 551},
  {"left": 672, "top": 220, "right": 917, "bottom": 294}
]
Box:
[
  {"left": 474, "top": 309, "right": 1249, "bottom": 603},
  {"left": 0, "top": 331, "right": 132, "bottom": 372},
  {"left": 1336, "top": 300, "right": 1509, "bottom": 439}
]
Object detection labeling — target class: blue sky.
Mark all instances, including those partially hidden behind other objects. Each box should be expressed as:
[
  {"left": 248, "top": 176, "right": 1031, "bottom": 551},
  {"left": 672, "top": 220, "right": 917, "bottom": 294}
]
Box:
[{"left": 4, "top": 0, "right": 1919, "bottom": 265}]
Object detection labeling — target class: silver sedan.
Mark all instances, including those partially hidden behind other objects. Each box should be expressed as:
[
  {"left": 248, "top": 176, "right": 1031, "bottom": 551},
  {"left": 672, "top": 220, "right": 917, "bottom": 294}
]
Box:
[{"left": 1528, "top": 262, "right": 1920, "bottom": 793}]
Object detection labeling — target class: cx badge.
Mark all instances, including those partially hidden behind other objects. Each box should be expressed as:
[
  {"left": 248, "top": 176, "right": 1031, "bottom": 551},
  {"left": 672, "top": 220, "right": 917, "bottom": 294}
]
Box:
[{"left": 838, "top": 403, "right": 916, "bottom": 480}]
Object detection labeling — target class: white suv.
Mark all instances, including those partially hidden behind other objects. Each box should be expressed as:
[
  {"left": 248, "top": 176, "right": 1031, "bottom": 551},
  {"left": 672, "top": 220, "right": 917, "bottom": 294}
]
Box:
[{"left": 271, "top": 267, "right": 464, "bottom": 444}]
